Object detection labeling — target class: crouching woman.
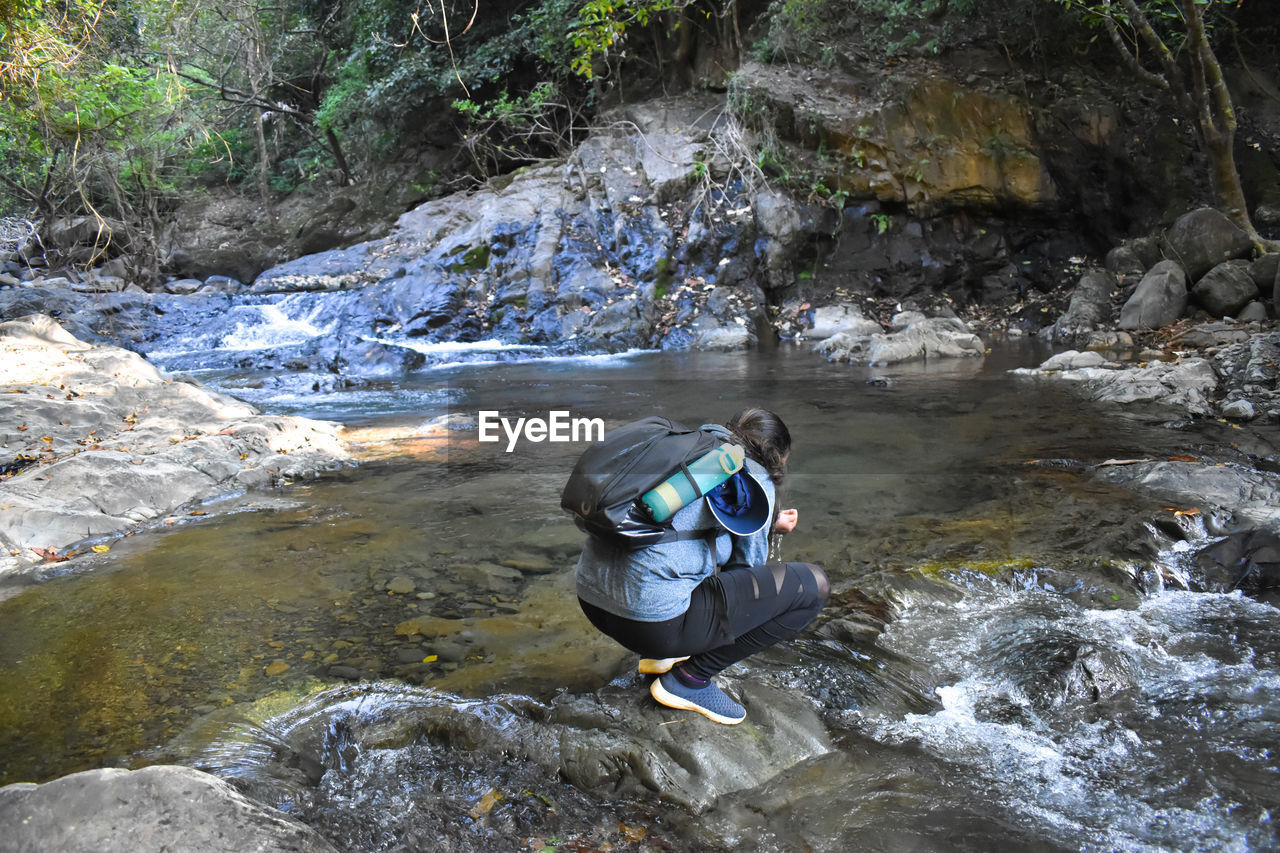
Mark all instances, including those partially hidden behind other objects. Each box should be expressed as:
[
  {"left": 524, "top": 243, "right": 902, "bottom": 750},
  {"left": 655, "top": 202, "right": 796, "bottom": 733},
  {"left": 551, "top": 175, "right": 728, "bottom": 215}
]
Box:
[{"left": 575, "top": 407, "right": 829, "bottom": 724}]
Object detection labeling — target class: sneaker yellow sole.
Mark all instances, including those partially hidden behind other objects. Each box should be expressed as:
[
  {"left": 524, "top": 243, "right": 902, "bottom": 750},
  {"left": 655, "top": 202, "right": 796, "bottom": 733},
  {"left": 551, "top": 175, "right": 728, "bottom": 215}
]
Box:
[
  {"left": 637, "top": 656, "right": 689, "bottom": 675},
  {"left": 649, "top": 676, "right": 746, "bottom": 725}
]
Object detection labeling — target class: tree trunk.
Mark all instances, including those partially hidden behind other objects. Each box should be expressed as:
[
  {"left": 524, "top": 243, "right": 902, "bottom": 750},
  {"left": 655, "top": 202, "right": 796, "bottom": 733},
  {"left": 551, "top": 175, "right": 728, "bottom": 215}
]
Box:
[
  {"left": 325, "top": 128, "right": 353, "bottom": 186},
  {"left": 1181, "top": 0, "right": 1270, "bottom": 250}
]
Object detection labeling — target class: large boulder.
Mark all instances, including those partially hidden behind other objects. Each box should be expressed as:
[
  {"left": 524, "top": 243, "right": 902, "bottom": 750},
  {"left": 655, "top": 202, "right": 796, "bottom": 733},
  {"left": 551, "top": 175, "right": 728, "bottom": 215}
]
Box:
[
  {"left": 1161, "top": 207, "right": 1254, "bottom": 282},
  {"left": 0, "top": 765, "right": 339, "bottom": 853},
  {"left": 1190, "top": 261, "right": 1260, "bottom": 317},
  {"left": 1193, "top": 529, "right": 1280, "bottom": 604},
  {"left": 1117, "top": 260, "right": 1188, "bottom": 330},
  {"left": 1044, "top": 268, "right": 1116, "bottom": 343}
]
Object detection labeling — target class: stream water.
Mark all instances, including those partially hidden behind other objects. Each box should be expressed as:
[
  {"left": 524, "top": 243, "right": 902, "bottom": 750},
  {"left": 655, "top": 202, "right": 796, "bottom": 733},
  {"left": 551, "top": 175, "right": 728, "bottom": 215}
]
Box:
[{"left": 1, "top": 339, "right": 1277, "bottom": 852}]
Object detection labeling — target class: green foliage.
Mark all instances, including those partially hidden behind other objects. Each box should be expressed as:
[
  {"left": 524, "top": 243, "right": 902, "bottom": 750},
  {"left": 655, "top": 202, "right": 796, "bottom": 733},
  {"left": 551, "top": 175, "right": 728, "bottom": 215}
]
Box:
[
  {"left": 0, "top": 1, "right": 205, "bottom": 221},
  {"left": 569, "top": 0, "right": 685, "bottom": 79}
]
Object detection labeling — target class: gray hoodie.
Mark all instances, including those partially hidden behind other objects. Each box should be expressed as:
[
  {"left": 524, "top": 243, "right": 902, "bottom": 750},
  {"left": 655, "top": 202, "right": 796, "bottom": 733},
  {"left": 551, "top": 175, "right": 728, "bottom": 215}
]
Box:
[{"left": 574, "top": 456, "right": 775, "bottom": 621}]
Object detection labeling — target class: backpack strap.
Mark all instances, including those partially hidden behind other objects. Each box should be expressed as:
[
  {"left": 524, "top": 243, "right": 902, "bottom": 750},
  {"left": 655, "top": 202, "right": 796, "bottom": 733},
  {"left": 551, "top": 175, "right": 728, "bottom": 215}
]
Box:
[
  {"left": 654, "top": 526, "right": 719, "bottom": 543},
  {"left": 676, "top": 460, "right": 704, "bottom": 499}
]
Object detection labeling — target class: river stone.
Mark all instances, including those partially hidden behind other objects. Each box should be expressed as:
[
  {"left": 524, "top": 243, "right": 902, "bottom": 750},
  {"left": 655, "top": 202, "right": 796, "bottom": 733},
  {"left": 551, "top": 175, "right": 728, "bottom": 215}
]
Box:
[
  {"left": 164, "top": 277, "right": 204, "bottom": 295},
  {"left": 1161, "top": 207, "right": 1254, "bottom": 282},
  {"left": 386, "top": 575, "right": 416, "bottom": 595},
  {"left": 1038, "top": 349, "right": 1108, "bottom": 371},
  {"left": 1237, "top": 301, "right": 1269, "bottom": 323},
  {"left": 805, "top": 304, "right": 882, "bottom": 341},
  {"left": 1105, "top": 245, "right": 1146, "bottom": 277},
  {"left": 1117, "top": 260, "right": 1188, "bottom": 330},
  {"left": 1222, "top": 399, "right": 1256, "bottom": 421},
  {"left": 1190, "top": 261, "right": 1259, "bottom": 317},
  {"left": 0, "top": 765, "right": 339, "bottom": 852}
]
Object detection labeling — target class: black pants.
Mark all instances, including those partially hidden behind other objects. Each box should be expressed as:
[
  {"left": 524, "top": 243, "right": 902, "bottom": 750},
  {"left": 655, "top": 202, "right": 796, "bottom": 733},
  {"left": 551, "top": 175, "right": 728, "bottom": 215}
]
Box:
[{"left": 579, "top": 561, "right": 828, "bottom": 681}]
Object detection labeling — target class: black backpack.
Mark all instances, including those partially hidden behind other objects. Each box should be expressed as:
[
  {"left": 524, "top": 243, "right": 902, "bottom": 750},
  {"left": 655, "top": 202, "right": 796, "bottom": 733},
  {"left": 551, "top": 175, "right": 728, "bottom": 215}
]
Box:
[{"left": 561, "top": 416, "right": 724, "bottom": 548}]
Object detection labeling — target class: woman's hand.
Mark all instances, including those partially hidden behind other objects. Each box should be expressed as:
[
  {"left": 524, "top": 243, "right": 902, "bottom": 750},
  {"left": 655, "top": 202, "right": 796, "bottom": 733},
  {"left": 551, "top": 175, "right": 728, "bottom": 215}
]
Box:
[{"left": 774, "top": 508, "right": 798, "bottom": 534}]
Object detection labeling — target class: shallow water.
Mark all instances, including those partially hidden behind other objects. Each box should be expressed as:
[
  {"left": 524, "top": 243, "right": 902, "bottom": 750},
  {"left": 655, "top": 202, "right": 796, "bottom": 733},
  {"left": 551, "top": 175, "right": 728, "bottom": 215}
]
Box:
[{"left": 1, "top": 343, "right": 1276, "bottom": 851}]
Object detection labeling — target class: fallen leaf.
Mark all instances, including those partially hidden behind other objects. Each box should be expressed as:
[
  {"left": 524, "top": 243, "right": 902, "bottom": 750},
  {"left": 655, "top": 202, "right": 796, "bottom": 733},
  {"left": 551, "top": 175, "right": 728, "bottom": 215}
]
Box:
[
  {"left": 92, "top": 544, "right": 110, "bottom": 553},
  {"left": 470, "top": 788, "right": 502, "bottom": 818},
  {"left": 620, "top": 823, "right": 647, "bottom": 842}
]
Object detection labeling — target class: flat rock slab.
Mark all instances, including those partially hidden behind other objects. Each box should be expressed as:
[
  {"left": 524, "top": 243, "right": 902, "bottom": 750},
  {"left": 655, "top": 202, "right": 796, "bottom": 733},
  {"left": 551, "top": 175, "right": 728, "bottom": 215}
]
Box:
[
  {"left": 0, "top": 314, "right": 349, "bottom": 574},
  {"left": 1009, "top": 353, "right": 1219, "bottom": 415},
  {"left": 0, "top": 765, "right": 338, "bottom": 853}
]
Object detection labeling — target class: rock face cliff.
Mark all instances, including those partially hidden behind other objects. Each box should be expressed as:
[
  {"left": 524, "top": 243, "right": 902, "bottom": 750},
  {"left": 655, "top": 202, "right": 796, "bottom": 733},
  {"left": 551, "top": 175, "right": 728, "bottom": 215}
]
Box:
[{"left": 4, "top": 30, "right": 1278, "bottom": 365}]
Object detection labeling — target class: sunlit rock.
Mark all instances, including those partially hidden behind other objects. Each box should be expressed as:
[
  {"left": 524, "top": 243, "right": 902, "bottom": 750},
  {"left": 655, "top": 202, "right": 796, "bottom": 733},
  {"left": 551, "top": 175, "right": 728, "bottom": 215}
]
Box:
[{"left": 0, "top": 765, "right": 339, "bottom": 853}]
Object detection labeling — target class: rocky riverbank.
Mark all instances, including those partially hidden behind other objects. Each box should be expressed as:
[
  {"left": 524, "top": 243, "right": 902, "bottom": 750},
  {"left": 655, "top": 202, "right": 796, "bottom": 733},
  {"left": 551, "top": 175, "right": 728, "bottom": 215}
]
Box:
[
  {"left": 0, "top": 314, "right": 350, "bottom": 577},
  {"left": 1, "top": 57, "right": 1279, "bottom": 849}
]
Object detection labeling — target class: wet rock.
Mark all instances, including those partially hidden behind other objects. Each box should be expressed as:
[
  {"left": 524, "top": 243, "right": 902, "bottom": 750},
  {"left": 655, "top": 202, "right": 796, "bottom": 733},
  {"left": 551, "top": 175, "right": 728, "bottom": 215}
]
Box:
[
  {"left": 816, "top": 316, "right": 984, "bottom": 365},
  {"left": 1094, "top": 461, "right": 1280, "bottom": 531},
  {"left": 1192, "top": 529, "right": 1280, "bottom": 602},
  {"left": 1190, "top": 261, "right": 1260, "bottom": 318},
  {"left": 1043, "top": 268, "right": 1116, "bottom": 344},
  {"left": 206, "top": 679, "right": 833, "bottom": 816},
  {"left": 1161, "top": 207, "right": 1254, "bottom": 282},
  {"left": 1010, "top": 355, "right": 1218, "bottom": 415},
  {"left": 386, "top": 575, "right": 417, "bottom": 595},
  {"left": 1222, "top": 399, "right": 1256, "bottom": 421},
  {"left": 0, "top": 765, "right": 339, "bottom": 852},
  {"left": 0, "top": 315, "right": 349, "bottom": 575},
  {"left": 1117, "top": 260, "right": 1188, "bottom": 330}
]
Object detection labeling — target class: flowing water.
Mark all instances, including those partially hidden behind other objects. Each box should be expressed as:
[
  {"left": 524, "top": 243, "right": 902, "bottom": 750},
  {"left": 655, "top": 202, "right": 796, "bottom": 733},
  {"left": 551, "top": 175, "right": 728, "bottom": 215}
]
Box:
[{"left": 1, "top": 333, "right": 1277, "bottom": 852}]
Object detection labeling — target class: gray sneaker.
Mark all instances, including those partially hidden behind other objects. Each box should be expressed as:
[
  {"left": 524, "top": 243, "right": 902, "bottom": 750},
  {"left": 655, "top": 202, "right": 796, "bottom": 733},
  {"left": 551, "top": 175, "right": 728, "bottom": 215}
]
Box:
[{"left": 650, "top": 671, "right": 746, "bottom": 725}]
